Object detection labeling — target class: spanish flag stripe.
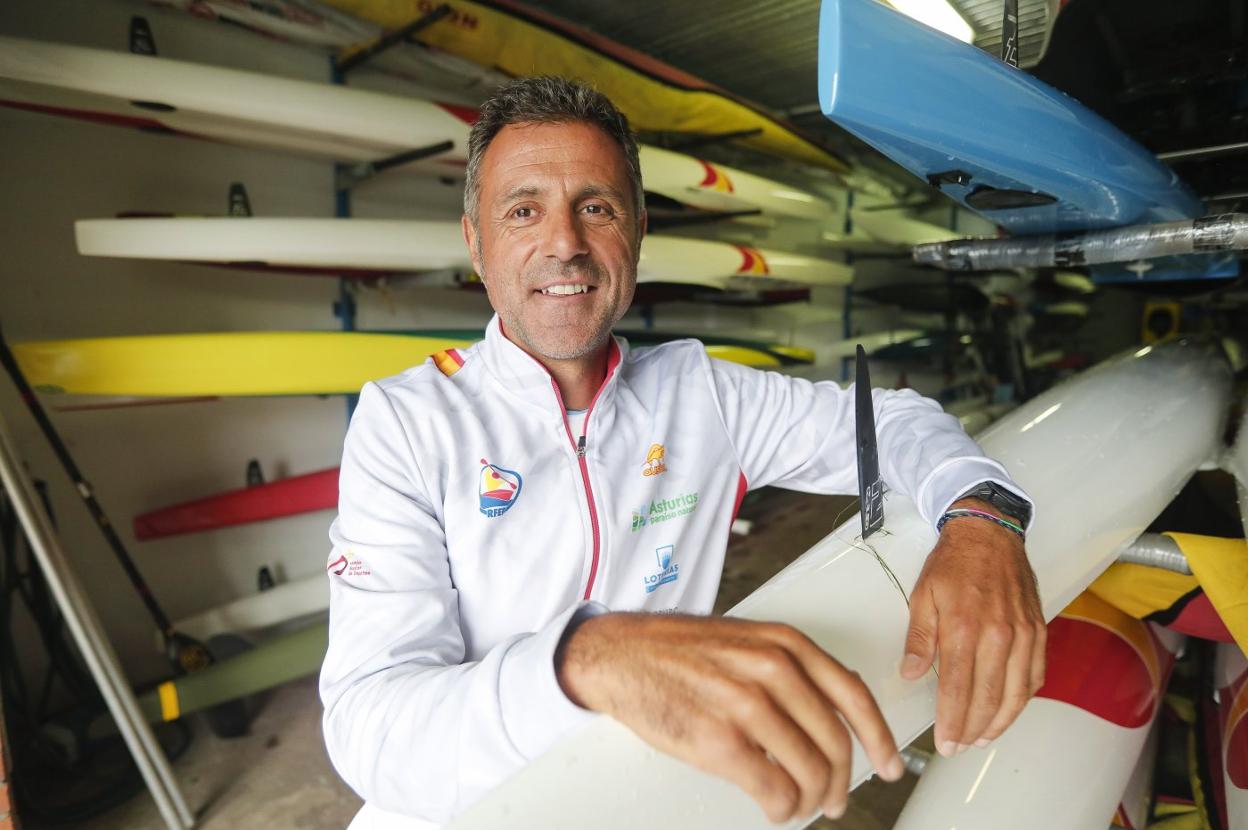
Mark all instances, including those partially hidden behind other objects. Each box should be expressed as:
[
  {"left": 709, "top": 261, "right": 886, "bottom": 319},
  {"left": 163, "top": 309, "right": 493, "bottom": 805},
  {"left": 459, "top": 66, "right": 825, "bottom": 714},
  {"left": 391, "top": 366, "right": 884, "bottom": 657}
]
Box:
[{"left": 433, "top": 349, "right": 465, "bottom": 377}]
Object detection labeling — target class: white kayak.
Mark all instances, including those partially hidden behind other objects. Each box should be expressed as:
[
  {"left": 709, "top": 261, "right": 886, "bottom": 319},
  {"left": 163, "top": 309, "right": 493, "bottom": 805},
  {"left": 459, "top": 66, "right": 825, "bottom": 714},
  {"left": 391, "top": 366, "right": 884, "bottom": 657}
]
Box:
[
  {"left": 160, "top": 573, "right": 328, "bottom": 650},
  {"left": 0, "top": 34, "right": 834, "bottom": 221},
  {"left": 74, "top": 217, "right": 853, "bottom": 288},
  {"left": 893, "top": 593, "right": 1183, "bottom": 830}
]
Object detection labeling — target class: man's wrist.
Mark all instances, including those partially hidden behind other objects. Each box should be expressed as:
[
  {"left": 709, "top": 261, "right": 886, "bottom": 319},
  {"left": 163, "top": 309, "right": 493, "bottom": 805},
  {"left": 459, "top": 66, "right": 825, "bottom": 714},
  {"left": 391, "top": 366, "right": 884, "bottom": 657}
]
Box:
[
  {"left": 938, "top": 497, "right": 1027, "bottom": 548},
  {"left": 948, "top": 496, "right": 1020, "bottom": 526},
  {"left": 951, "top": 481, "right": 1032, "bottom": 527},
  {"left": 555, "top": 611, "right": 611, "bottom": 711}
]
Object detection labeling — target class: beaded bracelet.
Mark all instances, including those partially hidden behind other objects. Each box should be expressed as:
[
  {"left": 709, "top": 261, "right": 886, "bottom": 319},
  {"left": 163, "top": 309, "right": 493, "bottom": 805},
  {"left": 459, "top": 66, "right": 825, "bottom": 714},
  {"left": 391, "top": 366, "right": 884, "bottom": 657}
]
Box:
[{"left": 936, "top": 508, "right": 1025, "bottom": 539}]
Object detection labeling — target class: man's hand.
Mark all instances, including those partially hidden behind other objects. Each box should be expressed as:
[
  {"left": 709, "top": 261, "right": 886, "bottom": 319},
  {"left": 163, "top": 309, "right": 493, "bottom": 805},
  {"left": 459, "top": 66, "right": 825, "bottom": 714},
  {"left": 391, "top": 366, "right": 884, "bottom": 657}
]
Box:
[
  {"left": 556, "top": 613, "right": 904, "bottom": 824},
  {"left": 900, "top": 497, "right": 1046, "bottom": 756}
]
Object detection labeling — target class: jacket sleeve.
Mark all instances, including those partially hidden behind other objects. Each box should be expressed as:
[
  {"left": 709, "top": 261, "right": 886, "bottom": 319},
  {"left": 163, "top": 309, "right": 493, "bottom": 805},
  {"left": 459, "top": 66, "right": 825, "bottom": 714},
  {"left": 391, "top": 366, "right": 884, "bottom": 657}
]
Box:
[
  {"left": 703, "top": 356, "right": 1033, "bottom": 529},
  {"left": 319, "top": 381, "right": 600, "bottom": 822}
]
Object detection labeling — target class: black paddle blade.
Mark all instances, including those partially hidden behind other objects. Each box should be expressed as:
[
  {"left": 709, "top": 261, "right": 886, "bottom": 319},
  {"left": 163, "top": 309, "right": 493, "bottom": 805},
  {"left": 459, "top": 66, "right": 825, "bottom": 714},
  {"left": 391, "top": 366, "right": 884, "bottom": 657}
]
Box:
[
  {"left": 855, "top": 345, "right": 884, "bottom": 539},
  {"left": 1002, "top": 0, "right": 1020, "bottom": 67}
]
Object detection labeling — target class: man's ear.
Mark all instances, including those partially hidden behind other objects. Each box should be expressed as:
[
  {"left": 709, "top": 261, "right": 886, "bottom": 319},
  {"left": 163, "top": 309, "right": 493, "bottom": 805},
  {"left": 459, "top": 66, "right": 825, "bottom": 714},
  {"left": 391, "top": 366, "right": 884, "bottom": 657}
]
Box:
[
  {"left": 461, "top": 213, "right": 484, "bottom": 278},
  {"left": 638, "top": 207, "right": 648, "bottom": 240}
]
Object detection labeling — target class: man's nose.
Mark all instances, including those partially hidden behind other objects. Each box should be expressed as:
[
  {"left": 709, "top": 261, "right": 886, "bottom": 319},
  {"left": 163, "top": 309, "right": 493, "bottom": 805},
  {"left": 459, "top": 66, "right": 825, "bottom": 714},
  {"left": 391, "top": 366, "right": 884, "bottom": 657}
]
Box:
[{"left": 540, "top": 207, "right": 590, "bottom": 262}]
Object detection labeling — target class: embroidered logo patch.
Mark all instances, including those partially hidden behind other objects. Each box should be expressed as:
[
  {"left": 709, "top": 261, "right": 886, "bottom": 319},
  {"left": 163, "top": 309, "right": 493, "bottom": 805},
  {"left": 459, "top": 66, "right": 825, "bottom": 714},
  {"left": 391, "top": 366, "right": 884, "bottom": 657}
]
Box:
[
  {"left": 643, "top": 544, "right": 680, "bottom": 594},
  {"left": 631, "top": 491, "right": 699, "bottom": 532},
  {"left": 479, "top": 459, "right": 523, "bottom": 518},
  {"left": 327, "top": 550, "right": 370, "bottom": 577},
  {"left": 643, "top": 443, "right": 667, "bottom": 477}
]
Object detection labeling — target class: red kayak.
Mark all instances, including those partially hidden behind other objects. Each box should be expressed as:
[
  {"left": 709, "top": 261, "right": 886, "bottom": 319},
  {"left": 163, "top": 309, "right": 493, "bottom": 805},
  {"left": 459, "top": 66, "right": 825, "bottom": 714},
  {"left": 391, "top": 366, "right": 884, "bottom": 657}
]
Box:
[{"left": 134, "top": 467, "right": 339, "bottom": 540}]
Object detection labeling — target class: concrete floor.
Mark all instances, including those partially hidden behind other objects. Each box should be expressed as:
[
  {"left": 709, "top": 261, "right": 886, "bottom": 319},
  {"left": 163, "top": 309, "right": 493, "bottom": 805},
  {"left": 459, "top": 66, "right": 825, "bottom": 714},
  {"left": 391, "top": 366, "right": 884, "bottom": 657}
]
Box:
[
  {"left": 69, "top": 489, "right": 920, "bottom": 830},
  {"left": 72, "top": 676, "right": 361, "bottom": 830}
]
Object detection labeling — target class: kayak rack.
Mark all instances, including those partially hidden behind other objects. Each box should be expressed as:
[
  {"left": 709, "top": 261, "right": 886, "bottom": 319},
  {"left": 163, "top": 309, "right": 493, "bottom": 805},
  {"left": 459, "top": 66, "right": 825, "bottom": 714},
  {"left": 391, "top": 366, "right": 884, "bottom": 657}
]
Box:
[
  {"left": 333, "top": 4, "right": 452, "bottom": 76},
  {"left": 327, "top": 3, "right": 456, "bottom": 420},
  {"left": 330, "top": 3, "right": 458, "bottom": 192}
]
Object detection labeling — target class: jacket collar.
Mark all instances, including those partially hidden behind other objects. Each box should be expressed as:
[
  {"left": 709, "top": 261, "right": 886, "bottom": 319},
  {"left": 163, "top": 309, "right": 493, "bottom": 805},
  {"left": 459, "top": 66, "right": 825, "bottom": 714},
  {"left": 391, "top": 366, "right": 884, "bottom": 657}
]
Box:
[{"left": 478, "top": 314, "right": 627, "bottom": 418}]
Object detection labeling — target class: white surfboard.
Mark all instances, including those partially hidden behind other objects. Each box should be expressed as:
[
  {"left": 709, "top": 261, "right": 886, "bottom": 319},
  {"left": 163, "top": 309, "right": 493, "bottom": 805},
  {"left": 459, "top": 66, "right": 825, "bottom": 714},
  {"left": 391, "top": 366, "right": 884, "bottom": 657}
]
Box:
[
  {"left": 447, "top": 339, "right": 1231, "bottom": 830},
  {"left": 0, "top": 35, "right": 835, "bottom": 221},
  {"left": 74, "top": 217, "right": 853, "bottom": 289}
]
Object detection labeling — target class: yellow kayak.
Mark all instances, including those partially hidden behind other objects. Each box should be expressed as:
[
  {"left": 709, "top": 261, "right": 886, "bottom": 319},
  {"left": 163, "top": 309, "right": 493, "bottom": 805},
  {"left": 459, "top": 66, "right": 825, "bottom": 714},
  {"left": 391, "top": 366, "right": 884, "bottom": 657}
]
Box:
[
  {"left": 14, "top": 331, "right": 813, "bottom": 397},
  {"left": 14, "top": 331, "right": 476, "bottom": 397},
  {"left": 327, "top": 0, "right": 846, "bottom": 173}
]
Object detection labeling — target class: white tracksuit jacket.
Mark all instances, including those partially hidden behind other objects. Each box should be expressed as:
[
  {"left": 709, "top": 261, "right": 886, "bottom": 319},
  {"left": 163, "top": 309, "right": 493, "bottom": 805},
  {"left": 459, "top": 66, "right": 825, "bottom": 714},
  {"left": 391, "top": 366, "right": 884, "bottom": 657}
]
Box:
[{"left": 320, "top": 315, "right": 1031, "bottom": 829}]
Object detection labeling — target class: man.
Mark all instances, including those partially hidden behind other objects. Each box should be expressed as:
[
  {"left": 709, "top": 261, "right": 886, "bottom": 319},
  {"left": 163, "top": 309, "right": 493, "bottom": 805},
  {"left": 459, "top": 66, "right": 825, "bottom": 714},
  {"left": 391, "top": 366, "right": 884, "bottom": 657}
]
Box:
[{"left": 320, "top": 77, "right": 1044, "bottom": 830}]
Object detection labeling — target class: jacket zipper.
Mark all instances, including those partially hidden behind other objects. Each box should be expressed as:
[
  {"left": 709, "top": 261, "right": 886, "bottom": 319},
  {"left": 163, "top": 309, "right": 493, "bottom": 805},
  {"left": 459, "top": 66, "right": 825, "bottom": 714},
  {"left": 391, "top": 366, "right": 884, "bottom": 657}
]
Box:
[
  {"left": 554, "top": 382, "right": 603, "bottom": 600},
  {"left": 503, "top": 322, "right": 618, "bottom": 601}
]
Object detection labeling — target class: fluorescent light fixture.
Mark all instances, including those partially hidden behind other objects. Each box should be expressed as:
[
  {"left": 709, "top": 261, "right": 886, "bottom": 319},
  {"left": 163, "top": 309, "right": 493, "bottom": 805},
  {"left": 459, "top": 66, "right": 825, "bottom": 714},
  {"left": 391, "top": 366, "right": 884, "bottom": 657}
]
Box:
[{"left": 887, "top": 0, "right": 975, "bottom": 43}]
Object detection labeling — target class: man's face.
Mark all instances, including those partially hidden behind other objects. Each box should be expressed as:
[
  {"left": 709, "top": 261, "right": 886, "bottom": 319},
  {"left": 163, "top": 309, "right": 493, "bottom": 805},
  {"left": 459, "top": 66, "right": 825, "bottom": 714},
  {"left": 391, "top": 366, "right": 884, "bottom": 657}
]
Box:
[{"left": 462, "top": 120, "right": 644, "bottom": 362}]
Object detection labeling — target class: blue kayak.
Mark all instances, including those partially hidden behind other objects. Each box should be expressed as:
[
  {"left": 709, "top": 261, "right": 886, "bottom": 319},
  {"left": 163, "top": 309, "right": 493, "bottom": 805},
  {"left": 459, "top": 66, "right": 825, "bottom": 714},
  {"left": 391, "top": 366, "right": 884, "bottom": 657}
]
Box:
[{"left": 817, "top": 0, "right": 1202, "bottom": 235}]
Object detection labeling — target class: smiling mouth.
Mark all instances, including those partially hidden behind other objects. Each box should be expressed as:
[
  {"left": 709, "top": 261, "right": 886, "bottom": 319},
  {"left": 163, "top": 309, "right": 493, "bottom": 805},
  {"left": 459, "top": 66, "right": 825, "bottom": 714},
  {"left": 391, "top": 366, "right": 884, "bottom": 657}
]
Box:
[{"left": 537, "top": 284, "right": 595, "bottom": 296}]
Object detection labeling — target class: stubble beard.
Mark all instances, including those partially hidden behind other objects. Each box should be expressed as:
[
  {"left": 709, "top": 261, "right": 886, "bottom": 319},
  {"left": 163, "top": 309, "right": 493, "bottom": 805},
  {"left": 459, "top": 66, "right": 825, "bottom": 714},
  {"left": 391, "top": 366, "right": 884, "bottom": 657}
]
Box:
[{"left": 480, "top": 247, "right": 625, "bottom": 361}]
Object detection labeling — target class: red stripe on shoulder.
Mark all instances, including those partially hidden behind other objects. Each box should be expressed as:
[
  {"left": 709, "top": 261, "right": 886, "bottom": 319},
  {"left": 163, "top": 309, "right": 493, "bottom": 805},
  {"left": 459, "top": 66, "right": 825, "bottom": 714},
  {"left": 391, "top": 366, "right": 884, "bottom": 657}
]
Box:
[{"left": 432, "top": 349, "right": 466, "bottom": 377}]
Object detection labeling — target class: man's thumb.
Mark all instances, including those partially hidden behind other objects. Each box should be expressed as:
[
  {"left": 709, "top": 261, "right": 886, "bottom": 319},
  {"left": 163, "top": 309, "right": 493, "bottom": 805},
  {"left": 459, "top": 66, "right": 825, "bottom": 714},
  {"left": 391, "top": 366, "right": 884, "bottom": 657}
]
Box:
[{"left": 902, "top": 596, "right": 937, "bottom": 680}]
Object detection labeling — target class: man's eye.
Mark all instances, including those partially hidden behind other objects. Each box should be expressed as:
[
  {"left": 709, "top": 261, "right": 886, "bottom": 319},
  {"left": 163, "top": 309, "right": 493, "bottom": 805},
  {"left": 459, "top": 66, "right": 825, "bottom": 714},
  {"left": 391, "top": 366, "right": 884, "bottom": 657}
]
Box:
[
  {"left": 582, "top": 204, "right": 613, "bottom": 217},
  {"left": 512, "top": 207, "right": 534, "bottom": 219}
]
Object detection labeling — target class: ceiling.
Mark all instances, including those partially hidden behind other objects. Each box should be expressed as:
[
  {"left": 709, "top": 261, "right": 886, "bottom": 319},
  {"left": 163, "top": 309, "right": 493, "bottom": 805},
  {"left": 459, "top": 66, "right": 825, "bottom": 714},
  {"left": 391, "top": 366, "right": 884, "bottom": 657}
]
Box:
[{"left": 529, "top": 0, "right": 1056, "bottom": 176}]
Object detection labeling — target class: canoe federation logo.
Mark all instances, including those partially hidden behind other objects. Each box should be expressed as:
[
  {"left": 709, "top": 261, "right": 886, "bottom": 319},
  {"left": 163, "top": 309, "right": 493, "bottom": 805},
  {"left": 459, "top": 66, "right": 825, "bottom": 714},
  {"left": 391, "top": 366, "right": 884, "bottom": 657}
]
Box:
[
  {"left": 643, "top": 544, "right": 680, "bottom": 594},
  {"left": 479, "top": 459, "right": 523, "bottom": 518},
  {"left": 643, "top": 443, "right": 667, "bottom": 477}
]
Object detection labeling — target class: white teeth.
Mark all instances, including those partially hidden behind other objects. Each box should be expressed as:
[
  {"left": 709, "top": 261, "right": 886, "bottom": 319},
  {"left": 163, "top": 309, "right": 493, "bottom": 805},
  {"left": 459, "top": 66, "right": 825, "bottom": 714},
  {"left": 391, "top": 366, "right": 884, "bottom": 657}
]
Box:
[{"left": 541, "top": 284, "right": 590, "bottom": 296}]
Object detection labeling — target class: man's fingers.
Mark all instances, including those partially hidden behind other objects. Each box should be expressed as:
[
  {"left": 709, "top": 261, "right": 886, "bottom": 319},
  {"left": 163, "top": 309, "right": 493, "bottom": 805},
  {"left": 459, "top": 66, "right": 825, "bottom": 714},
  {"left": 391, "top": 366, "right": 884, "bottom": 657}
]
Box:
[
  {"left": 958, "top": 621, "right": 1014, "bottom": 745},
  {"left": 692, "top": 725, "right": 800, "bottom": 825},
  {"left": 740, "top": 645, "right": 863, "bottom": 812},
  {"left": 933, "top": 615, "right": 976, "bottom": 755},
  {"left": 1030, "top": 618, "right": 1048, "bottom": 695},
  {"left": 823, "top": 721, "right": 852, "bottom": 819},
  {"left": 902, "top": 589, "right": 939, "bottom": 680},
  {"left": 762, "top": 628, "right": 903, "bottom": 783},
  {"left": 978, "top": 623, "right": 1037, "bottom": 743},
  {"left": 730, "top": 681, "right": 833, "bottom": 822}
]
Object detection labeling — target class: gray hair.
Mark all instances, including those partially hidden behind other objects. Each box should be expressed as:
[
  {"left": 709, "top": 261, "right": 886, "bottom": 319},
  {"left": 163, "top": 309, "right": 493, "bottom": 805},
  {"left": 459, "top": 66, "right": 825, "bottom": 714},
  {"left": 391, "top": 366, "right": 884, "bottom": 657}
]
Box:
[{"left": 463, "top": 76, "right": 644, "bottom": 225}]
